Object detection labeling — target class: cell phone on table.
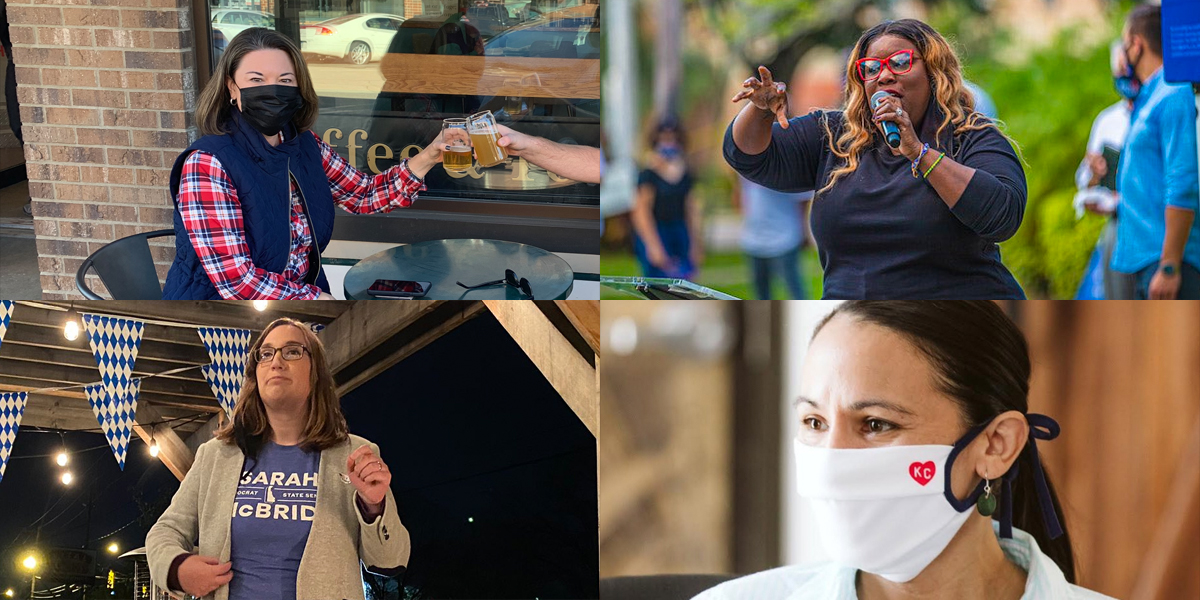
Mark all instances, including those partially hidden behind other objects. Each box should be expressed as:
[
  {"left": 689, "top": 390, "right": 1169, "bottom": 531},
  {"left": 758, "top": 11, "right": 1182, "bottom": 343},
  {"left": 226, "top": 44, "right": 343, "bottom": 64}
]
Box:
[{"left": 366, "top": 279, "right": 431, "bottom": 298}]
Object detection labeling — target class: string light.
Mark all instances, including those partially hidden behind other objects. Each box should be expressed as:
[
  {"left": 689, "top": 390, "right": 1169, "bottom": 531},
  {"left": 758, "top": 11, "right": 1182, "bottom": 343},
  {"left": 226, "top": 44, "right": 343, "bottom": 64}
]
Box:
[
  {"left": 60, "top": 471, "right": 73, "bottom": 486},
  {"left": 55, "top": 432, "right": 69, "bottom": 466},
  {"left": 252, "top": 300, "right": 268, "bottom": 312},
  {"left": 63, "top": 301, "right": 80, "bottom": 341},
  {"left": 106, "top": 542, "right": 119, "bottom": 554},
  {"left": 21, "top": 555, "right": 37, "bottom": 571},
  {"left": 149, "top": 436, "right": 160, "bottom": 458}
]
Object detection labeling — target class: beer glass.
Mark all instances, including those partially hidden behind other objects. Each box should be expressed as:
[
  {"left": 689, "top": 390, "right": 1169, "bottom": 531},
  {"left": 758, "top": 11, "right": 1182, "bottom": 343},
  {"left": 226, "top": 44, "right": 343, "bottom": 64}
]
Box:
[
  {"left": 441, "top": 118, "right": 473, "bottom": 173},
  {"left": 467, "top": 110, "right": 508, "bottom": 168}
]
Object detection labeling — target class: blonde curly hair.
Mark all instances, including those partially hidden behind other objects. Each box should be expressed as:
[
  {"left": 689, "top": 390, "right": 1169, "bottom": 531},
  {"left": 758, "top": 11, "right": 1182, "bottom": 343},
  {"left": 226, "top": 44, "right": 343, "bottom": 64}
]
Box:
[{"left": 818, "top": 19, "right": 1001, "bottom": 195}]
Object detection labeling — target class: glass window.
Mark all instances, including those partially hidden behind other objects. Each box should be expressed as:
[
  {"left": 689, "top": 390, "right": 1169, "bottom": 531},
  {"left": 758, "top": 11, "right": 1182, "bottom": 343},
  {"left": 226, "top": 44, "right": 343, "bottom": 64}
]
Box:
[{"left": 204, "top": 0, "right": 600, "bottom": 251}]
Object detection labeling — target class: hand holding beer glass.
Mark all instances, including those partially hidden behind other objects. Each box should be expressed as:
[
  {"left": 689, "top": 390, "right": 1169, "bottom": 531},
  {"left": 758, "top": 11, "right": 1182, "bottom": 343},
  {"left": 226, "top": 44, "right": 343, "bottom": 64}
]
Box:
[
  {"left": 468, "top": 110, "right": 508, "bottom": 168},
  {"left": 442, "top": 118, "right": 474, "bottom": 174}
]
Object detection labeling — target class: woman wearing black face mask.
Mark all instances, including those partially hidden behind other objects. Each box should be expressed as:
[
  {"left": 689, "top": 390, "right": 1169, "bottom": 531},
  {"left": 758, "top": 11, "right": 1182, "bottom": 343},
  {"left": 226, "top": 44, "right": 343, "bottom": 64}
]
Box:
[
  {"left": 162, "top": 28, "right": 449, "bottom": 300},
  {"left": 630, "top": 118, "right": 703, "bottom": 280}
]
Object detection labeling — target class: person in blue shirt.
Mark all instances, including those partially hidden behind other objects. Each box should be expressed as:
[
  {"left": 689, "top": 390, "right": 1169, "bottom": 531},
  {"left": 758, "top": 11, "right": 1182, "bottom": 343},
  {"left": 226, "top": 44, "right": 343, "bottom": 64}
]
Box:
[{"left": 1112, "top": 5, "right": 1200, "bottom": 299}]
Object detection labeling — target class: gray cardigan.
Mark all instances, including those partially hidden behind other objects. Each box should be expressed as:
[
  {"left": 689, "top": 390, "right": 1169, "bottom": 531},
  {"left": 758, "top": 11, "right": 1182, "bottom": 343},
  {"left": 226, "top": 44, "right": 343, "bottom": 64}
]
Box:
[{"left": 146, "top": 434, "right": 410, "bottom": 600}]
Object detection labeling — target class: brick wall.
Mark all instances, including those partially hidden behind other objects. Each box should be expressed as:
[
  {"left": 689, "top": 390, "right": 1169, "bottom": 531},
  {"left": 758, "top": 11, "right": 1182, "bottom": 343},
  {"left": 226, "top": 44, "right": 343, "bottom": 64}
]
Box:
[{"left": 7, "top": 0, "right": 199, "bottom": 299}]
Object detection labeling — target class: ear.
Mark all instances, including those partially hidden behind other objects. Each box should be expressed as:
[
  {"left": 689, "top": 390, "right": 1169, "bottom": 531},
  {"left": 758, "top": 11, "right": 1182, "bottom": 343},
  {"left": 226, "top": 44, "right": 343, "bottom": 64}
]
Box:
[
  {"left": 226, "top": 76, "right": 239, "bottom": 109},
  {"left": 972, "top": 410, "right": 1029, "bottom": 481}
]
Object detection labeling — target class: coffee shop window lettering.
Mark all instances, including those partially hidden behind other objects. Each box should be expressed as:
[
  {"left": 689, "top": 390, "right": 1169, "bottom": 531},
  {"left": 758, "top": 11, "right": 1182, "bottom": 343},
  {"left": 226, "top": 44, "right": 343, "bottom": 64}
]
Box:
[{"left": 207, "top": 0, "right": 600, "bottom": 206}]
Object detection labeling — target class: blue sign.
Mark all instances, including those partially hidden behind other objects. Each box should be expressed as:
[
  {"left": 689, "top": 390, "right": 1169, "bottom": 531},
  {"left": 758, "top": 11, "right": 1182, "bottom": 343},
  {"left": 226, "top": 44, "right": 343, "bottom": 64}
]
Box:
[{"left": 1164, "top": 0, "right": 1200, "bottom": 83}]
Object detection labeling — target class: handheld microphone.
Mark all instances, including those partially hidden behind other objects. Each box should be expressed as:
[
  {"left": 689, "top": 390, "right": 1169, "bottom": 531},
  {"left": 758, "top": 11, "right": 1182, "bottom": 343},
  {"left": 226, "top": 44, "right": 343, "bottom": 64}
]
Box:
[{"left": 871, "top": 91, "right": 902, "bottom": 149}]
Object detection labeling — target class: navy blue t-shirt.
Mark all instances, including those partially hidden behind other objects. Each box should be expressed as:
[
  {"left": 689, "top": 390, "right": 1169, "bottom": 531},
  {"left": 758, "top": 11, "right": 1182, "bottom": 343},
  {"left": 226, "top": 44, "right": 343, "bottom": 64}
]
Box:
[
  {"left": 229, "top": 441, "right": 321, "bottom": 600},
  {"left": 638, "top": 168, "right": 694, "bottom": 223},
  {"left": 724, "top": 105, "right": 1026, "bottom": 299}
]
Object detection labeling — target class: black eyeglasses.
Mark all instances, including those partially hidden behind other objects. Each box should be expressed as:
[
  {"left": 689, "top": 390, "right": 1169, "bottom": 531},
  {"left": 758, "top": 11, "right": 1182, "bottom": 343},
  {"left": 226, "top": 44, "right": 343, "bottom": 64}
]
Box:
[
  {"left": 255, "top": 344, "right": 310, "bottom": 363},
  {"left": 457, "top": 269, "right": 535, "bottom": 299}
]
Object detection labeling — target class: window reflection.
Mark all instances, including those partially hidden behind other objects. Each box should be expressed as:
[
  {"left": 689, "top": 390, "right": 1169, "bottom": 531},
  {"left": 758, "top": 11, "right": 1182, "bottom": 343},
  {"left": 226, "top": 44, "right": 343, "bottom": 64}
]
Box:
[{"left": 206, "top": 0, "right": 600, "bottom": 204}]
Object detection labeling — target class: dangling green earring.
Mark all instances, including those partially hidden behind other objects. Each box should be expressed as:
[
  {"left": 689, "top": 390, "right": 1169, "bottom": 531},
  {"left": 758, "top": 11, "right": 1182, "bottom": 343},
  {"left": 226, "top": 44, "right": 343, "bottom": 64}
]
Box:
[{"left": 977, "top": 471, "right": 997, "bottom": 517}]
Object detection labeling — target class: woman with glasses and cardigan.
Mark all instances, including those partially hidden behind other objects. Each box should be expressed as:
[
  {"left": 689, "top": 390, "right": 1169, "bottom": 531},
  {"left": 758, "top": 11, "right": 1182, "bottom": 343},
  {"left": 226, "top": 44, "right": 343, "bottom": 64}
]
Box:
[
  {"left": 725, "top": 19, "right": 1027, "bottom": 299},
  {"left": 147, "top": 318, "right": 410, "bottom": 600}
]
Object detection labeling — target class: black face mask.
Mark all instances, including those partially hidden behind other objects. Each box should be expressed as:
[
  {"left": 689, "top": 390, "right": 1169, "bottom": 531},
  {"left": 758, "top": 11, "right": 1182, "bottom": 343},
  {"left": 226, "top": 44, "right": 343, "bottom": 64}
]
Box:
[{"left": 235, "top": 84, "right": 304, "bottom": 137}]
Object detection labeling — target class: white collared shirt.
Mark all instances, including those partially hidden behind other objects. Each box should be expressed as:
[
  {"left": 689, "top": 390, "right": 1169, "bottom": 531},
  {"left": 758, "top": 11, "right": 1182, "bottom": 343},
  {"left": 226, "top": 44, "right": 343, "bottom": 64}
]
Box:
[{"left": 693, "top": 525, "right": 1116, "bottom": 600}]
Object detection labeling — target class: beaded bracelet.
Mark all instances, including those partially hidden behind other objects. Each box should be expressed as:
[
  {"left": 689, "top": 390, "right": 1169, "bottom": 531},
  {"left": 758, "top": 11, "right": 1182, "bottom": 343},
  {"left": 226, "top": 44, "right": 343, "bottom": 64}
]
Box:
[
  {"left": 923, "top": 152, "right": 946, "bottom": 179},
  {"left": 910, "top": 143, "right": 930, "bottom": 178}
]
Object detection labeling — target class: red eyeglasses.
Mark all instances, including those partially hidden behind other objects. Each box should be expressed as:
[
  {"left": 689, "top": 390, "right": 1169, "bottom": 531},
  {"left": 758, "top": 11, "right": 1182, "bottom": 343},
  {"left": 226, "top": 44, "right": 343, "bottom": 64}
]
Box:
[{"left": 856, "top": 49, "right": 919, "bottom": 82}]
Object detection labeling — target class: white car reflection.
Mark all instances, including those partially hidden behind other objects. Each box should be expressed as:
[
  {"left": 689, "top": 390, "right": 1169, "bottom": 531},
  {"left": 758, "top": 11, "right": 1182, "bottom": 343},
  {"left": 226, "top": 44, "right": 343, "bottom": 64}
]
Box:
[
  {"left": 210, "top": 9, "right": 276, "bottom": 43},
  {"left": 301, "top": 13, "right": 405, "bottom": 65}
]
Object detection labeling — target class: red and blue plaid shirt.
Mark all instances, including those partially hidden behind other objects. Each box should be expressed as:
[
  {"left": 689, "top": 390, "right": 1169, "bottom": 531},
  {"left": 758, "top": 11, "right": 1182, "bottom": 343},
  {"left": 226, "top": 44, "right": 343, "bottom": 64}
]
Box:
[{"left": 177, "top": 130, "right": 426, "bottom": 299}]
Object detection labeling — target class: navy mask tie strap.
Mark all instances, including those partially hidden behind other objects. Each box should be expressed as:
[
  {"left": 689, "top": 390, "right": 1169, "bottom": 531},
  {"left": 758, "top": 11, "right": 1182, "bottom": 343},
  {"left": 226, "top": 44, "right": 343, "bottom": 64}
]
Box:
[{"left": 943, "top": 412, "right": 1063, "bottom": 540}]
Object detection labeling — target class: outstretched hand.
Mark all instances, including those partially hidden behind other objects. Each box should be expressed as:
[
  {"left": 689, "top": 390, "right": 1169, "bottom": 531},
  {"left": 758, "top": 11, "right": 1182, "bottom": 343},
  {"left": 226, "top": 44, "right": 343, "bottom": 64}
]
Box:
[{"left": 731, "top": 66, "right": 790, "bottom": 129}]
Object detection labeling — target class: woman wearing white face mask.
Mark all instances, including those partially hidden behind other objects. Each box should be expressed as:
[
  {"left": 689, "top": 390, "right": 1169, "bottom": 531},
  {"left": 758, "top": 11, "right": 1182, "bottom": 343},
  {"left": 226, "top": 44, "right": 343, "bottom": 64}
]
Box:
[{"left": 695, "top": 301, "right": 1114, "bottom": 600}]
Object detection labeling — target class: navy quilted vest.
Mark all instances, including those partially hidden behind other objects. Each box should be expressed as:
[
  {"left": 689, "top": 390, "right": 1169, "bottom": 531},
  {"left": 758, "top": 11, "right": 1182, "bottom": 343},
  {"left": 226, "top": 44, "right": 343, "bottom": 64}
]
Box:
[{"left": 162, "top": 108, "right": 335, "bottom": 299}]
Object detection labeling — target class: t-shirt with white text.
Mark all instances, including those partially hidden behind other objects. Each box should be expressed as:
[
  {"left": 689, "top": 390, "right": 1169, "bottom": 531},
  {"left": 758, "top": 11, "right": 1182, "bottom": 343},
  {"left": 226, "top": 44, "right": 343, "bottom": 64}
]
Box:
[{"left": 229, "top": 441, "right": 320, "bottom": 600}]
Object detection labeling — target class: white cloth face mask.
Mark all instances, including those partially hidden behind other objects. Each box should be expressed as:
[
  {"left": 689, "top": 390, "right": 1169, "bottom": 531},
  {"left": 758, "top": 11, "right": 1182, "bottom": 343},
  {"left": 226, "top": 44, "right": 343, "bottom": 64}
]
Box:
[{"left": 793, "top": 439, "right": 973, "bottom": 583}]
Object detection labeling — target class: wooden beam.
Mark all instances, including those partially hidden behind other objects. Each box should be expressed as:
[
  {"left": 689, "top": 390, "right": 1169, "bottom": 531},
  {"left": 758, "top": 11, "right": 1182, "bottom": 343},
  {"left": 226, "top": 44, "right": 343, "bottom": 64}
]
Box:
[
  {"left": 321, "top": 301, "right": 445, "bottom": 373},
  {"left": 0, "top": 362, "right": 218, "bottom": 401},
  {"left": 185, "top": 412, "right": 224, "bottom": 456},
  {"left": 553, "top": 300, "right": 600, "bottom": 355},
  {"left": 132, "top": 403, "right": 196, "bottom": 481},
  {"left": 0, "top": 343, "right": 207, "bottom": 383},
  {"left": 14, "top": 392, "right": 206, "bottom": 433},
  {"left": 0, "top": 323, "right": 212, "bottom": 365},
  {"left": 1130, "top": 416, "right": 1200, "bottom": 600},
  {"left": 483, "top": 301, "right": 598, "bottom": 438},
  {"left": 0, "top": 383, "right": 217, "bottom": 421},
  {"left": 334, "top": 302, "right": 487, "bottom": 397},
  {"left": 36, "top": 300, "right": 351, "bottom": 328},
  {"left": 10, "top": 304, "right": 222, "bottom": 346}
]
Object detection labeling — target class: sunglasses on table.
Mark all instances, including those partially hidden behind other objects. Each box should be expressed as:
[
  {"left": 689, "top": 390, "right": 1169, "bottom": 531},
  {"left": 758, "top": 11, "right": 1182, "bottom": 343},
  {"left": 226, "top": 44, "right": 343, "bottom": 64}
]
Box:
[
  {"left": 456, "top": 269, "right": 535, "bottom": 299},
  {"left": 255, "top": 344, "right": 310, "bottom": 363},
  {"left": 856, "top": 49, "right": 919, "bottom": 82}
]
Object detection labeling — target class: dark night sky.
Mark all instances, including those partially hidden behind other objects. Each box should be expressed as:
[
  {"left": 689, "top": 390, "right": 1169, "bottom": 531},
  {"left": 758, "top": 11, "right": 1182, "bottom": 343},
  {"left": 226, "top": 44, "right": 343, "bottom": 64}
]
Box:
[{"left": 0, "top": 312, "right": 598, "bottom": 599}]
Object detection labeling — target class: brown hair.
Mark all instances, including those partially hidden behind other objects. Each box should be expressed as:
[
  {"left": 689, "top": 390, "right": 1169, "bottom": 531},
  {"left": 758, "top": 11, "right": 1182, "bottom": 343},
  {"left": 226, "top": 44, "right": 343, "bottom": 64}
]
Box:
[
  {"left": 194, "top": 27, "right": 321, "bottom": 137},
  {"left": 818, "top": 19, "right": 1005, "bottom": 194},
  {"left": 812, "top": 301, "right": 1077, "bottom": 583},
  {"left": 215, "top": 318, "right": 348, "bottom": 457},
  {"left": 1126, "top": 5, "right": 1162, "bottom": 56}
]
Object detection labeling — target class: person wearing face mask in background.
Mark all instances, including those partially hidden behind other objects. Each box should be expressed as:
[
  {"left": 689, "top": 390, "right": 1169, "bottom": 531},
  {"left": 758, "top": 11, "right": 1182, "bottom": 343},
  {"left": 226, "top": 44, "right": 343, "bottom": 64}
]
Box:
[
  {"left": 1073, "top": 41, "right": 1136, "bottom": 300},
  {"left": 162, "top": 28, "right": 450, "bottom": 300},
  {"left": 630, "top": 118, "right": 703, "bottom": 280},
  {"left": 1110, "top": 5, "right": 1200, "bottom": 300},
  {"left": 694, "top": 301, "right": 1115, "bottom": 600}
]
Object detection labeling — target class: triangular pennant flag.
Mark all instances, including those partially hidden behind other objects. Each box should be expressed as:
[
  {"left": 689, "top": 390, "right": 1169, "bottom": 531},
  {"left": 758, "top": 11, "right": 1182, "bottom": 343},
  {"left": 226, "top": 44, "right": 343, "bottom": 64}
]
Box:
[
  {"left": 196, "top": 327, "right": 253, "bottom": 418},
  {"left": 0, "top": 391, "right": 29, "bottom": 483},
  {"left": 85, "top": 380, "right": 141, "bottom": 471},
  {"left": 0, "top": 300, "right": 14, "bottom": 351},
  {"left": 82, "top": 314, "right": 145, "bottom": 404}
]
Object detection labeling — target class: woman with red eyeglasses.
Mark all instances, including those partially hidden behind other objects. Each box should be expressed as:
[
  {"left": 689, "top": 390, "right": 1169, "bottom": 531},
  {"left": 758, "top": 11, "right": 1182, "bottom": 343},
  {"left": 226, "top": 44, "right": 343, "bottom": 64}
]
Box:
[{"left": 725, "top": 19, "right": 1026, "bottom": 299}]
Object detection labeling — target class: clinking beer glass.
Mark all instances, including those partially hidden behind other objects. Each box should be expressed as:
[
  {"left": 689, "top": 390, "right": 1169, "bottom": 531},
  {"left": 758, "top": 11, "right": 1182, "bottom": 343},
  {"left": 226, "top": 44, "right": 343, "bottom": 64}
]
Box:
[
  {"left": 442, "top": 118, "right": 473, "bottom": 174},
  {"left": 467, "top": 110, "right": 508, "bottom": 168}
]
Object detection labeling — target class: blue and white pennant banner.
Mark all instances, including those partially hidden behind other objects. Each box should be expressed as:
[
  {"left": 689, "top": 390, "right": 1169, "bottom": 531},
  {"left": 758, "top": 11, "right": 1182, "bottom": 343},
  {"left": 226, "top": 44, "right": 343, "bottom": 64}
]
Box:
[
  {"left": 0, "top": 392, "right": 29, "bottom": 483},
  {"left": 0, "top": 300, "right": 14, "bottom": 351},
  {"left": 197, "top": 327, "right": 253, "bottom": 418},
  {"left": 85, "top": 379, "right": 141, "bottom": 471},
  {"left": 82, "top": 314, "right": 145, "bottom": 405}
]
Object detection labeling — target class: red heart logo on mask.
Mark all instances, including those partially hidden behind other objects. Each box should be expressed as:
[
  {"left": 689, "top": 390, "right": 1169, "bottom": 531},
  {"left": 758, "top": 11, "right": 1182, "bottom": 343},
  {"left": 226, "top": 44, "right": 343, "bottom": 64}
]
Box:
[{"left": 909, "top": 461, "right": 936, "bottom": 486}]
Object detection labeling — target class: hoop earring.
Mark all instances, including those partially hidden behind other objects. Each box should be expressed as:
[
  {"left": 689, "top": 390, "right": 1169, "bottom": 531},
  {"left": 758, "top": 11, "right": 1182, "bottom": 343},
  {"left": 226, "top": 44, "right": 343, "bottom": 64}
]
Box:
[
  {"left": 977, "top": 468, "right": 997, "bottom": 517},
  {"left": 230, "top": 97, "right": 236, "bottom": 107}
]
